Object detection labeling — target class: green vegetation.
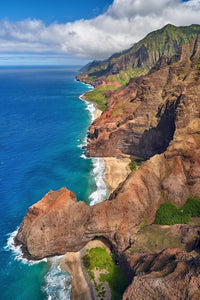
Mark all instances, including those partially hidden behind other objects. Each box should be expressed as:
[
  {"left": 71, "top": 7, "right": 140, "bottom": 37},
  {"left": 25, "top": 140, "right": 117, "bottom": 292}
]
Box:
[
  {"left": 83, "top": 247, "right": 129, "bottom": 300},
  {"left": 182, "top": 198, "right": 200, "bottom": 217},
  {"left": 154, "top": 198, "right": 200, "bottom": 225},
  {"left": 81, "top": 25, "right": 200, "bottom": 112},
  {"left": 82, "top": 24, "right": 200, "bottom": 86},
  {"left": 154, "top": 202, "right": 191, "bottom": 225},
  {"left": 83, "top": 85, "right": 117, "bottom": 111},
  {"left": 109, "top": 67, "right": 149, "bottom": 86},
  {"left": 129, "top": 159, "right": 140, "bottom": 172}
]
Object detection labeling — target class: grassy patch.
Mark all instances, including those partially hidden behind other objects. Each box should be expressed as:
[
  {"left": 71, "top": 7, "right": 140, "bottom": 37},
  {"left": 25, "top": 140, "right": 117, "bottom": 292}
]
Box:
[
  {"left": 130, "top": 225, "right": 183, "bottom": 253},
  {"left": 154, "top": 198, "right": 200, "bottom": 225},
  {"left": 83, "top": 247, "right": 129, "bottom": 300},
  {"left": 83, "top": 85, "right": 117, "bottom": 111}
]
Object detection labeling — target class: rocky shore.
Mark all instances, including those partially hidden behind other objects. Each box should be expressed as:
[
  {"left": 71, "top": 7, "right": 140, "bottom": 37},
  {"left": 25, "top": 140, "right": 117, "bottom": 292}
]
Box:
[{"left": 15, "top": 36, "right": 200, "bottom": 299}]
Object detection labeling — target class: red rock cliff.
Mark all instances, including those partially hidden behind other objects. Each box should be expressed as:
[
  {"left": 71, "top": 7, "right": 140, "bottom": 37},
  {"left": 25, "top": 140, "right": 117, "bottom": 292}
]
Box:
[
  {"left": 16, "top": 37, "right": 200, "bottom": 298},
  {"left": 16, "top": 118, "right": 200, "bottom": 259},
  {"left": 86, "top": 37, "right": 200, "bottom": 159}
]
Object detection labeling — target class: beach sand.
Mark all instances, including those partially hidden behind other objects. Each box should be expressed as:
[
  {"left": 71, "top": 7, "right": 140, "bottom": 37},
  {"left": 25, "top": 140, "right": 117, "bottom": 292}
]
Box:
[
  {"left": 61, "top": 239, "right": 112, "bottom": 300},
  {"left": 95, "top": 108, "right": 102, "bottom": 119},
  {"left": 60, "top": 101, "right": 131, "bottom": 299},
  {"left": 103, "top": 157, "right": 131, "bottom": 195}
]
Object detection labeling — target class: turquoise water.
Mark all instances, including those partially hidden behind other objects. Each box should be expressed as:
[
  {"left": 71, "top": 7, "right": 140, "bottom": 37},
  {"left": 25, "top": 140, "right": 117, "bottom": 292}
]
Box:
[{"left": 0, "top": 66, "right": 105, "bottom": 299}]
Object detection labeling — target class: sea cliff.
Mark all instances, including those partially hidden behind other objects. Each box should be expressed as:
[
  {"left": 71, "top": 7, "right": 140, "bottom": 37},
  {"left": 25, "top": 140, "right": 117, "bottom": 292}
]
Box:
[{"left": 16, "top": 28, "right": 200, "bottom": 299}]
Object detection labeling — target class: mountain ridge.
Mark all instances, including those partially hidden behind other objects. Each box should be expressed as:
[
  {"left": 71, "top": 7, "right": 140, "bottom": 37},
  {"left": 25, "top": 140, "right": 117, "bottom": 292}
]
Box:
[
  {"left": 15, "top": 27, "right": 200, "bottom": 299},
  {"left": 80, "top": 24, "right": 200, "bottom": 82}
]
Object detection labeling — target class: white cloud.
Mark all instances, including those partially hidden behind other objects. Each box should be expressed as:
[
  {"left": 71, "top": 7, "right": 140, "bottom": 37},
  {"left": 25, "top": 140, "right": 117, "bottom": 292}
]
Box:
[{"left": 0, "top": 0, "right": 200, "bottom": 60}]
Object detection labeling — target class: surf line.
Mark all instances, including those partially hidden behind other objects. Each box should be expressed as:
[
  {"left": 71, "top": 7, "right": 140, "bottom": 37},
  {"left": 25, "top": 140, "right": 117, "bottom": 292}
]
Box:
[{"left": 78, "top": 82, "right": 108, "bottom": 205}]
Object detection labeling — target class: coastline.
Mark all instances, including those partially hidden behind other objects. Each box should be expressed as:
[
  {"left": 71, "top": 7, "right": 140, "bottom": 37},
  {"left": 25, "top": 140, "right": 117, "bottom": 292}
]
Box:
[
  {"left": 78, "top": 81, "right": 131, "bottom": 199},
  {"left": 60, "top": 79, "right": 132, "bottom": 299},
  {"left": 6, "top": 76, "right": 132, "bottom": 300}
]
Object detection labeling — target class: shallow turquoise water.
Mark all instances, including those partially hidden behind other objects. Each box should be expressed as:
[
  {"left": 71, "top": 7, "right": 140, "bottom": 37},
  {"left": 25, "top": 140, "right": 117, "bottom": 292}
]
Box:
[{"left": 0, "top": 66, "right": 99, "bottom": 299}]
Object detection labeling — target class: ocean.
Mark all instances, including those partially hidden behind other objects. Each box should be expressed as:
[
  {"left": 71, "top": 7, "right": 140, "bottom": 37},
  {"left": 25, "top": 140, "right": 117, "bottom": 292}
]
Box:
[{"left": 0, "top": 66, "right": 107, "bottom": 299}]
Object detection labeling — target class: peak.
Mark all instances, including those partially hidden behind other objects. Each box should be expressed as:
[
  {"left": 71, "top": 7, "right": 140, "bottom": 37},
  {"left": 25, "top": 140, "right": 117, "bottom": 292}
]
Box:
[{"left": 163, "top": 24, "right": 176, "bottom": 29}]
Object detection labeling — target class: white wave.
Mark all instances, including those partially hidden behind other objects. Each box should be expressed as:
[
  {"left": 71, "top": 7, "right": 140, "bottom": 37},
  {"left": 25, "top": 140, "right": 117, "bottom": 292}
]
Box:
[
  {"left": 80, "top": 153, "right": 87, "bottom": 159},
  {"left": 77, "top": 136, "right": 88, "bottom": 150},
  {"left": 89, "top": 158, "right": 107, "bottom": 206},
  {"left": 83, "top": 83, "right": 93, "bottom": 89},
  {"left": 4, "top": 228, "right": 47, "bottom": 265},
  {"left": 79, "top": 94, "right": 96, "bottom": 124},
  {"left": 75, "top": 80, "right": 94, "bottom": 90},
  {"left": 42, "top": 256, "right": 72, "bottom": 300},
  {"left": 85, "top": 102, "right": 96, "bottom": 123},
  {"left": 6, "top": 229, "right": 72, "bottom": 299},
  {"left": 78, "top": 83, "right": 108, "bottom": 205}
]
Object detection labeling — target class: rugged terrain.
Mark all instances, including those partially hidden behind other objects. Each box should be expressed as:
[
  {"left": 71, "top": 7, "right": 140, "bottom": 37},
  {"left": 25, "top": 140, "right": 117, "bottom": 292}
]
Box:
[
  {"left": 16, "top": 30, "right": 200, "bottom": 299},
  {"left": 86, "top": 36, "right": 200, "bottom": 159},
  {"left": 77, "top": 24, "right": 200, "bottom": 87},
  {"left": 16, "top": 117, "right": 200, "bottom": 258}
]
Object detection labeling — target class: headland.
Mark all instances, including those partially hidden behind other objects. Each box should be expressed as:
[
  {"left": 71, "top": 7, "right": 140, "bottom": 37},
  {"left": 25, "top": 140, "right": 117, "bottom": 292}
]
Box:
[{"left": 15, "top": 25, "right": 200, "bottom": 299}]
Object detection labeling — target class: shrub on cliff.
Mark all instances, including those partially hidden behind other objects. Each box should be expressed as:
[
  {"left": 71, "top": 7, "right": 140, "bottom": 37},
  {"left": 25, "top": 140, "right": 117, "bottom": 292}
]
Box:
[
  {"left": 154, "top": 202, "right": 191, "bottom": 225},
  {"left": 181, "top": 198, "right": 200, "bottom": 217},
  {"left": 129, "top": 160, "right": 140, "bottom": 172}
]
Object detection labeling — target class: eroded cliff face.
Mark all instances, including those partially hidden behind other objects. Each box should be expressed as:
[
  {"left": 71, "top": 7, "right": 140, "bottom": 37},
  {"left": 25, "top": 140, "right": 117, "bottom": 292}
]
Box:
[
  {"left": 16, "top": 37, "right": 200, "bottom": 298},
  {"left": 16, "top": 118, "right": 200, "bottom": 259},
  {"left": 86, "top": 37, "right": 200, "bottom": 159},
  {"left": 77, "top": 24, "right": 200, "bottom": 87},
  {"left": 123, "top": 249, "right": 200, "bottom": 300}
]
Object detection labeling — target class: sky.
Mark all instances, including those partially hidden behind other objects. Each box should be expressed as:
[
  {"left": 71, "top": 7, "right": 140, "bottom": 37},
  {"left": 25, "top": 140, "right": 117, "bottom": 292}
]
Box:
[{"left": 0, "top": 0, "right": 199, "bottom": 65}]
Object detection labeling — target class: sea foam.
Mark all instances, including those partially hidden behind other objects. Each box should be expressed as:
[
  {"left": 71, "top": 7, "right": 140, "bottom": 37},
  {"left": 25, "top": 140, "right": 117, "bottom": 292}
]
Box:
[
  {"left": 79, "top": 89, "right": 108, "bottom": 205},
  {"left": 5, "top": 229, "right": 72, "bottom": 299},
  {"left": 89, "top": 157, "right": 107, "bottom": 205},
  {"left": 42, "top": 256, "right": 72, "bottom": 300},
  {"left": 4, "top": 228, "right": 47, "bottom": 265}
]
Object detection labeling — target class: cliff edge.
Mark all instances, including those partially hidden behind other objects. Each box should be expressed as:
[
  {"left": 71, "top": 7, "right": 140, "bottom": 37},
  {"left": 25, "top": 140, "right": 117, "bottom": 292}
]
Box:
[{"left": 16, "top": 36, "right": 200, "bottom": 299}]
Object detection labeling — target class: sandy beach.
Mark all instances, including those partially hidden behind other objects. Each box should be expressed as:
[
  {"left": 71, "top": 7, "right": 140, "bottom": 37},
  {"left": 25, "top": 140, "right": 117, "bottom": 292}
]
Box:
[
  {"left": 94, "top": 108, "right": 131, "bottom": 196},
  {"left": 60, "top": 98, "right": 131, "bottom": 299},
  {"left": 61, "top": 239, "right": 112, "bottom": 300},
  {"left": 103, "top": 157, "right": 131, "bottom": 195}
]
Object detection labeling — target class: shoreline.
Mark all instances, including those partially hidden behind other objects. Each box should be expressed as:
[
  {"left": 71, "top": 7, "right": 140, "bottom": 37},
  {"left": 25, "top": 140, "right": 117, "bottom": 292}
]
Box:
[
  {"left": 7, "top": 78, "right": 132, "bottom": 300},
  {"left": 60, "top": 80, "right": 132, "bottom": 299},
  {"left": 79, "top": 84, "right": 108, "bottom": 206},
  {"left": 78, "top": 81, "right": 131, "bottom": 199},
  {"left": 61, "top": 239, "right": 112, "bottom": 300},
  {"left": 59, "top": 79, "right": 132, "bottom": 299}
]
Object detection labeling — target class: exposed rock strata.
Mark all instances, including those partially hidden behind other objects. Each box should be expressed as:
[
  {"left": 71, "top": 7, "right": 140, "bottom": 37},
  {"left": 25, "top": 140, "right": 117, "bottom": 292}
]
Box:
[
  {"left": 86, "top": 36, "right": 200, "bottom": 159},
  {"left": 77, "top": 24, "right": 200, "bottom": 87},
  {"left": 123, "top": 249, "right": 200, "bottom": 300},
  {"left": 16, "top": 37, "right": 200, "bottom": 299},
  {"left": 16, "top": 119, "right": 200, "bottom": 259}
]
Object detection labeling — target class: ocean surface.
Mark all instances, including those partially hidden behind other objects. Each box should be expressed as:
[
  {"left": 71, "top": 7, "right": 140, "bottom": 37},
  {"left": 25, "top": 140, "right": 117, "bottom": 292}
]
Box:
[{"left": 0, "top": 66, "right": 107, "bottom": 299}]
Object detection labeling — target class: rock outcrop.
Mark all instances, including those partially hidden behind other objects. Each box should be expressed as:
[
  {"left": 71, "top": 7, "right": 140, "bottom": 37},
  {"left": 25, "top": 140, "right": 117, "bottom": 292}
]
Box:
[
  {"left": 86, "top": 36, "right": 200, "bottom": 159},
  {"left": 77, "top": 24, "right": 200, "bottom": 87},
  {"left": 16, "top": 118, "right": 200, "bottom": 259},
  {"left": 16, "top": 36, "right": 200, "bottom": 299},
  {"left": 123, "top": 250, "right": 200, "bottom": 300}
]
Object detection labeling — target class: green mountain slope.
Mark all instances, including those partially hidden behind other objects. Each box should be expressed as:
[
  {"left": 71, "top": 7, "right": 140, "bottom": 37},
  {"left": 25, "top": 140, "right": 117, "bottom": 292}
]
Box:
[
  {"left": 77, "top": 24, "right": 200, "bottom": 111},
  {"left": 79, "top": 24, "right": 200, "bottom": 85}
]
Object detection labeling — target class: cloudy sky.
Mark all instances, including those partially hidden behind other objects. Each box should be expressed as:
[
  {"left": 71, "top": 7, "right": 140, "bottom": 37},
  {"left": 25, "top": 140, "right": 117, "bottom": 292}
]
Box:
[{"left": 0, "top": 0, "right": 200, "bottom": 65}]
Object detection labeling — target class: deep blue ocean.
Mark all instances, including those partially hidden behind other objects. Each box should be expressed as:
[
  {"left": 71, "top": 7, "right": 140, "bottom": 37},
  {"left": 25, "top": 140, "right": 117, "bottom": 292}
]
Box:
[{"left": 0, "top": 66, "right": 106, "bottom": 299}]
